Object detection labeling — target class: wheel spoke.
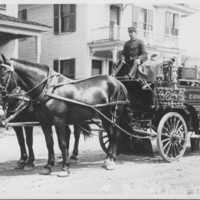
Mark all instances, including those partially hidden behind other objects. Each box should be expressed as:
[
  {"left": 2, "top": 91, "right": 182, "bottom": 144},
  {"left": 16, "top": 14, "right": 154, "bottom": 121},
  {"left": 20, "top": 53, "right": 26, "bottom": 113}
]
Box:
[
  {"left": 163, "top": 126, "right": 171, "bottom": 135},
  {"left": 172, "top": 117, "right": 177, "bottom": 131},
  {"left": 175, "top": 118, "right": 181, "bottom": 131},
  {"left": 104, "top": 140, "right": 109, "bottom": 145},
  {"left": 166, "top": 120, "right": 172, "bottom": 133},
  {"left": 165, "top": 142, "right": 172, "bottom": 156},
  {"left": 163, "top": 140, "right": 171, "bottom": 151},
  {"left": 174, "top": 143, "right": 180, "bottom": 156},
  {"left": 177, "top": 124, "right": 184, "bottom": 134},
  {"left": 161, "top": 137, "right": 170, "bottom": 143}
]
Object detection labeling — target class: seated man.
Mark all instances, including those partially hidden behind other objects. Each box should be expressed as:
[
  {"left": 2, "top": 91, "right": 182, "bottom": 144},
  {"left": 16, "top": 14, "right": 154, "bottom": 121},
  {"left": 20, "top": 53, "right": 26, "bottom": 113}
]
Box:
[{"left": 120, "top": 26, "right": 147, "bottom": 79}]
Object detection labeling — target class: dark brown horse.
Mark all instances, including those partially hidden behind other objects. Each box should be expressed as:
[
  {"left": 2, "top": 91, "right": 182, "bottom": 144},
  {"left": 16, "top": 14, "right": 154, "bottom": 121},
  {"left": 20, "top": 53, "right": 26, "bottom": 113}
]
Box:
[
  {"left": 0, "top": 78, "right": 91, "bottom": 170},
  {"left": 0, "top": 55, "right": 129, "bottom": 177},
  {"left": 0, "top": 86, "right": 37, "bottom": 171}
]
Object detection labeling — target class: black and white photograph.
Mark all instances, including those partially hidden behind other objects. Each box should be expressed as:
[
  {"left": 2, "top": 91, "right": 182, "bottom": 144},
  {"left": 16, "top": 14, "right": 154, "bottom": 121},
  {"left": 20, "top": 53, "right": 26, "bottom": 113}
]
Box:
[{"left": 1, "top": 0, "right": 200, "bottom": 199}]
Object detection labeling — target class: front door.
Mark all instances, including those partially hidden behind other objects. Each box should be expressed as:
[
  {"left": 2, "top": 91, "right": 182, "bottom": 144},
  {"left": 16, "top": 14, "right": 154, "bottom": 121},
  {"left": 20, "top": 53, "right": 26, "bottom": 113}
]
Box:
[{"left": 92, "top": 60, "right": 102, "bottom": 76}]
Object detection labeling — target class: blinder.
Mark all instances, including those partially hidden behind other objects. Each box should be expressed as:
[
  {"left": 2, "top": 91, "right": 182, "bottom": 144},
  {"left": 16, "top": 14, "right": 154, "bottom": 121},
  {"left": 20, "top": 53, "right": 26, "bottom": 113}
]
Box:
[
  {"left": 0, "top": 86, "right": 7, "bottom": 97},
  {"left": 0, "top": 61, "right": 16, "bottom": 98}
]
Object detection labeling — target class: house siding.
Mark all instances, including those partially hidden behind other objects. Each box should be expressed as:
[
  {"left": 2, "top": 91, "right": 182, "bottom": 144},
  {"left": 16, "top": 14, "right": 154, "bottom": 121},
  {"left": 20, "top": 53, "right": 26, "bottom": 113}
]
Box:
[
  {"left": 19, "top": 4, "right": 89, "bottom": 79},
  {"left": 0, "top": 5, "right": 18, "bottom": 59}
]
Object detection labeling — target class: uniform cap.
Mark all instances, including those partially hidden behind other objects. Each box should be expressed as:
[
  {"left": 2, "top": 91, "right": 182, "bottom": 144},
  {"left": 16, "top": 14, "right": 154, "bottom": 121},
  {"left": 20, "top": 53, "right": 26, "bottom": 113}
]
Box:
[{"left": 128, "top": 26, "right": 137, "bottom": 33}]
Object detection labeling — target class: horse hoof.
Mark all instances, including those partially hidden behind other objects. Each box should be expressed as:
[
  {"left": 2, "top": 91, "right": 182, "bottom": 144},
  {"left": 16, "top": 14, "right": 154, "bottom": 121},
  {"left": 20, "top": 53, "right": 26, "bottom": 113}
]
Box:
[
  {"left": 102, "top": 159, "right": 109, "bottom": 168},
  {"left": 106, "top": 161, "right": 116, "bottom": 170},
  {"left": 57, "top": 171, "right": 70, "bottom": 177},
  {"left": 24, "top": 164, "right": 35, "bottom": 171},
  {"left": 39, "top": 168, "right": 51, "bottom": 175},
  {"left": 14, "top": 162, "right": 25, "bottom": 169}
]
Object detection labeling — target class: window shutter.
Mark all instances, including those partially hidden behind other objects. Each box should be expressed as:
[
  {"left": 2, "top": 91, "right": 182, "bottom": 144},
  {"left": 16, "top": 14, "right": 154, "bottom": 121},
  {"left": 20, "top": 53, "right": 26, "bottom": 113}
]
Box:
[
  {"left": 54, "top": 4, "right": 59, "bottom": 34},
  {"left": 70, "top": 15, "right": 76, "bottom": 31},
  {"left": 53, "top": 59, "right": 59, "bottom": 72},
  {"left": 70, "top": 59, "right": 75, "bottom": 79},
  {"left": 70, "top": 5, "right": 76, "bottom": 32}
]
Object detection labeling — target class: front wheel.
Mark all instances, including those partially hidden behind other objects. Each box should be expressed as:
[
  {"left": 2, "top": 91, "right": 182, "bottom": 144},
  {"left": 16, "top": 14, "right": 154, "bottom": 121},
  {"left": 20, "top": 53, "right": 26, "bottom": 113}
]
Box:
[{"left": 157, "top": 112, "right": 188, "bottom": 162}]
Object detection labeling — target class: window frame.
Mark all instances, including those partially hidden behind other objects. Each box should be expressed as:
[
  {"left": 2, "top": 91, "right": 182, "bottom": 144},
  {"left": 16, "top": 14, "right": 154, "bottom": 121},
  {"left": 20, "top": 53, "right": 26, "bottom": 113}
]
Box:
[
  {"left": 165, "top": 11, "right": 179, "bottom": 36},
  {"left": 0, "top": 4, "right": 6, "bottom": 10},
  {"left": 92, "top": 60, "right": 102, "bottom": 76},
  {"left": 132, "top": 6, "right": 153, "bottom": 31},
  {"left": 54, "top": 4, "right": 76, "bottom": 34},
  {"left": 18, "top": 9, "right": 27, "bottom": 21},
  {"left": 110, "top": 5, "right": 120, "bottom": 25},
  {"left": 53, "top": 58, "right": 76, "bottom": 79}
]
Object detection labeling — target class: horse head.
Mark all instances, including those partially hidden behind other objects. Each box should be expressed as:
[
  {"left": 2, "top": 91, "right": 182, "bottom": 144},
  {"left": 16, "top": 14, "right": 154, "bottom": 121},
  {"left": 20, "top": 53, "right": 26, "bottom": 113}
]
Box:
[
  {"left": 0, "top": 54, "right": 17, "bottom": 99},
  {"left": 0, "top": 54, "right": 51, "bottom": 103}
]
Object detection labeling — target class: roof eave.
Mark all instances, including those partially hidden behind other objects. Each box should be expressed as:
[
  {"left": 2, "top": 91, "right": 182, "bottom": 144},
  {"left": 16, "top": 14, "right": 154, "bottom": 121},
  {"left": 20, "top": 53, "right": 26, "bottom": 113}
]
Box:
[
  {"left": 0, "top": 20, "right": 51, "bottom": 32},
  {"left": 154, "top": 4, "right": 198, "bottom": 16}
]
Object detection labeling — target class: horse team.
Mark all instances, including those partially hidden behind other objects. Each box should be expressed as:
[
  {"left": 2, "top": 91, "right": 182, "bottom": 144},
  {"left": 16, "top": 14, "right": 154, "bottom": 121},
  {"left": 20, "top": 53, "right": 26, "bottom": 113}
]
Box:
[{"left": 0, "top": 54, "right": 129, "bottom": 177}]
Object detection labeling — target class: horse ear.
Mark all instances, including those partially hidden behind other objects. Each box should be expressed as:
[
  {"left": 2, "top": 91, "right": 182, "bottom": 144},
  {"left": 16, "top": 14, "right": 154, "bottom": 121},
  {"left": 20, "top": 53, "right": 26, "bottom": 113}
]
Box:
[{"left": 1, "top": 54, "right": 7, "bottom": 64}]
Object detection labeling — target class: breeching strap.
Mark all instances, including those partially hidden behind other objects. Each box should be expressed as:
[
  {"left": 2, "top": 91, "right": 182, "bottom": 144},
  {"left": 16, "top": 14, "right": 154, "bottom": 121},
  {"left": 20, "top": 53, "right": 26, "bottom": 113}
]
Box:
[{"left": 45, "top": 93, "right": 147, "bottom": 138}]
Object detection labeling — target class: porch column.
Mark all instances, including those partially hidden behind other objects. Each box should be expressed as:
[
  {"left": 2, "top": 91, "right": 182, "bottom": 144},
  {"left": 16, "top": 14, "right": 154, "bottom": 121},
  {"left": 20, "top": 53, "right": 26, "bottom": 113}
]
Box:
[
  {"left": 112, "top": 20, "right": 118, "bottom": 40},
  {"left": 112, "top": 46, "right": 118, "bottom": 63},
  {"left": 35, "top": 35, "right": 41, "bottom": 63}
]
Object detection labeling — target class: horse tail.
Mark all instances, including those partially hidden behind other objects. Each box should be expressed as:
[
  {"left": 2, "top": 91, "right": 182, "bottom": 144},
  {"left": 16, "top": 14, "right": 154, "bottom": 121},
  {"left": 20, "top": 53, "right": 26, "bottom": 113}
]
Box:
[{"left": 78, "top": 124, "right": 93, "bottom": 140}]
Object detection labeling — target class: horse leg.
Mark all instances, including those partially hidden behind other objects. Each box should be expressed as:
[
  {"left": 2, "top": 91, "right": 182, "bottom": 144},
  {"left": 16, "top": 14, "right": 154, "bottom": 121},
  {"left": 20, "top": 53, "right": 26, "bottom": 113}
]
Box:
[
  {"left": 55, "top": 123, "right": 70, "bottom": 177},
  {"left": 13, "top": 127, "right": 27, "bottom": 169},
  {"left": 70, "top": 125, "right": 81, "bottom": 163},
  {"left": 101, "top": 107, "right": 122, "bottom": 170},
  {"left": 57, "top": 125, "right": 71, "bottom": 164},
  {"left": 39, "top": 124, "right": 55, "bottom": 175},
  {"left": 23, "top": 126, "right": 35, "bottom": 171}
]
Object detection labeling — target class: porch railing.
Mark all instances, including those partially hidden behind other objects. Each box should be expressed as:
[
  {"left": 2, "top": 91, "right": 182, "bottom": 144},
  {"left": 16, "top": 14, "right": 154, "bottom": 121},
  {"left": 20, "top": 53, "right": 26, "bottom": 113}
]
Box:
[{"left": 91, "top": 24, "right": 179, "bottom": 49}]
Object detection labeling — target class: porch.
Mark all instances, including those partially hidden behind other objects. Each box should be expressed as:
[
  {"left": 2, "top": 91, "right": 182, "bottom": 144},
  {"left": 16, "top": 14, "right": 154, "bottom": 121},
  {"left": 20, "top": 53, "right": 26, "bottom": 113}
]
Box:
[
  {"left": 0, "top": 13, "right": 50, "bottom": 62},
  {"left": 88, "top": 21, "right": 179, "bottom": 63}
]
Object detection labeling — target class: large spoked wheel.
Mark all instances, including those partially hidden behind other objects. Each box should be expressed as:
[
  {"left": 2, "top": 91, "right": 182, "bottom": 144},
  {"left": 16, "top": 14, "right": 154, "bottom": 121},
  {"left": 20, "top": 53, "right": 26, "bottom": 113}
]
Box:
[
  {"left": 99, "top": 131, "right": 109, "bottom": 153},
  {"left": 157, "top": 112, "right": 188, "bottom": 162}
]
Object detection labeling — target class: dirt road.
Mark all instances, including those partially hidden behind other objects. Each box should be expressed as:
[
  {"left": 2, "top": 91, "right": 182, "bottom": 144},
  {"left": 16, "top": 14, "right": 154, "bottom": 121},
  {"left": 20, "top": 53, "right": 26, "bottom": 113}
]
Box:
[{"left": 0, "top": 126, "right": 200, "bottom": 199}]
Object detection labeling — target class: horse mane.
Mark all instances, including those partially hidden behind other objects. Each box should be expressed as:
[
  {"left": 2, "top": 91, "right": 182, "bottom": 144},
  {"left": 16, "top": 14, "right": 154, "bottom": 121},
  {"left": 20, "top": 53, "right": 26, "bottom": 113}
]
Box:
[{"left": 11, "top": 58, "right": 49, "bottom": 71}]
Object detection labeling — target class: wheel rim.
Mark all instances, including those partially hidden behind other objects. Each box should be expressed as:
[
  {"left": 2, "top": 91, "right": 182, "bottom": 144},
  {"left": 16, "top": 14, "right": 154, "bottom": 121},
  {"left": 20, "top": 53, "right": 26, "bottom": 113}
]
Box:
[
  {"left": 99, "top": 131, "right": 109, "bottom": 153},
  {"left": 157, "top": 112, "right": 188, "bottom": 162}
]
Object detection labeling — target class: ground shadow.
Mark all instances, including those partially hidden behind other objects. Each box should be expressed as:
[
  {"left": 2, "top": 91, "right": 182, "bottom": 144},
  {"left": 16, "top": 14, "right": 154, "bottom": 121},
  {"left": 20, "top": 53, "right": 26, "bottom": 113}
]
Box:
[{"left": 1, "top": 147, "right": 200, "bottom": 176}]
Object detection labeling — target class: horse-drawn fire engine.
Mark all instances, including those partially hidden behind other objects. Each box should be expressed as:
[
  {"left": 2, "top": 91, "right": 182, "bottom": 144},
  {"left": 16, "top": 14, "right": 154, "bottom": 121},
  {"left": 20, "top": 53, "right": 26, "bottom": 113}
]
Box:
[{"left": 0, "top": 55, "right": 200, "bottom": 176}]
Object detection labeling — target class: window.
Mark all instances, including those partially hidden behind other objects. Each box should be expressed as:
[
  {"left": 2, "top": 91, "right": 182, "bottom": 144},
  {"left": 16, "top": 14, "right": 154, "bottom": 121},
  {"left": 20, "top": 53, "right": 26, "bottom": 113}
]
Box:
[
  {"left": 54, "top": 4, "right": 76, "bottom": 34},
  {"left": 92, "top": 60, "right": 102, "bottom": 76},
  {"left": 0, "top": 4, "right": 6, "bottom": 10},
  {"left": 53, "top": 58, "right": 75, "bottom": 79},
  {"left": 132, "top": 6, "right": 153, "bottom": 31},
  {"left": 110, "top": 6, "right": 120, "bottom": 25},
  {"left": 165, "top": 12, "right": 179, "bottom": 36},
  {"left": 18, "top": 9, "right": 27, "bottom": 21}
]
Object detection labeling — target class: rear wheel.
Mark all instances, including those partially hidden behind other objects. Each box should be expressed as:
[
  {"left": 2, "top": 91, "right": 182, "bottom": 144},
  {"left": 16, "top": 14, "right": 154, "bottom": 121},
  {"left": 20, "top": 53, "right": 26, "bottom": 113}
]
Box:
[
  {"left": 157, "top": 112, "right": 188, "bottom": 162},
  {"left": 99, "top": 131, "right": 109, "bottom": 153}
]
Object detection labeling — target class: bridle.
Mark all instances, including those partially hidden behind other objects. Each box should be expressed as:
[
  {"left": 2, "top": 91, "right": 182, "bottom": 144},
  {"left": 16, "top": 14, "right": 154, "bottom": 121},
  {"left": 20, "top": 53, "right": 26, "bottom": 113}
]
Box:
[
  {"left": 0, "top": 61, "right": 58, "bottom": 104},
  {"left": 0, "top": 63, "right": 17, "bottom": 98}
]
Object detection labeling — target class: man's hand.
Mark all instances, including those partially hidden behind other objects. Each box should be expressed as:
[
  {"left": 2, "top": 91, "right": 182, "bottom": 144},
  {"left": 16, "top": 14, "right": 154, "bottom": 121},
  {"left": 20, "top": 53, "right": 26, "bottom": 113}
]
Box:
[{"left": 135, "top": 59, "right": 141, "bottom": 65}]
